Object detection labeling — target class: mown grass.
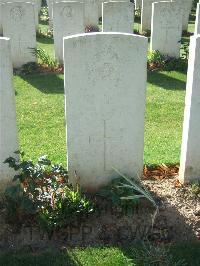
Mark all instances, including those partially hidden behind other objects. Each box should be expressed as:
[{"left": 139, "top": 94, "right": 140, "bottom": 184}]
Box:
[
  {"left": 0, "top": 242, "right": 199, "bottom": 266},
  {"left": 14, "top": 70, "right": 186, "bottom": 166}
]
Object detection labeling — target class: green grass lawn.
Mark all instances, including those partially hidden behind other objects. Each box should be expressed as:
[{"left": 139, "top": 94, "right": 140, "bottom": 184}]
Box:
[
  {"left": 0, "top": 242, "right": 199, "bottom": 266},
  {"left": 14, "top": 70, "right": 186, "bottom": 166}
]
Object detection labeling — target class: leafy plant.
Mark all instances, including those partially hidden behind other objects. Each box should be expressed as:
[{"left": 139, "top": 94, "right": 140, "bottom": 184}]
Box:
[
  {"left": 20, "top": 62, "right": 39, "bottom": 75},
  {"left": 130, "top": 242, "right": 188, "bottom": 266},
  {"left": 181, "top": 42, "right": 189, "bottom": 60},
  {"left": 189, "top": 181, "right": 200, "bottom": 198},
  {"left": 147, "top": 50, "right": 188, "bottom": 72},
  {"left": 99, "top": 169, "right": 158, "bottom": 223},
  {"left": 148, "top": 50, "right": 165, "bottom": 71},
  {"left": 39, "top": 6, "right": 49, "bottom": 22},
  {"left": 36, "top": 27, "right": 53, "bottom": 39},
  {"left": 4, "top": 153, "right": 94, "bottom": 234},
  {"left": 135, "top": 7, "right": 141, "bottom": 19},
  {"left": 113, "top": 168, "right": 157, "bottom": 207},
  {"left": 31, "top": 47, "right": 58, "bottom": 70}
]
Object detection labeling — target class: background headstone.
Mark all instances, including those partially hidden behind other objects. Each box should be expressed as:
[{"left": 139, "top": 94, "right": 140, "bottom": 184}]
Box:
[
  {"left": 102, "top": 1, "right": 134, "bottom": 33},
  {"left": 0, "top": 37, "right": 19, "bottom": 191},
  {"left": 53, "top": 1, "right": 85, "bottom": 63},
  {"left": 179, "top": 34, "right": 200, "bottom": 182},
  {"left": 84, "top": 0, "right": 99, "bottom": 28},
  {"left": 141, "top": 0, "right": 158, "bottom": 32},
  {"left": 64, "top": 32, "right": 148, "bottom": 190},
  {"left": 172, "top": 0, "right": 193, "bottom": 31},
  {"left": 0, "top": 0, "right": 40, "bottom": 26},
  {"left": 150, "top": 1, "right": 182, "bottom": 58},
  {"left": 2, "top": 2, "right": 37, "bottom": 68}
]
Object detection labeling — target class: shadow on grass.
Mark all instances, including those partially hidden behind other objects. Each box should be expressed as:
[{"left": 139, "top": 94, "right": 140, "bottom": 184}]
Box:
[
  {"left": 147, "top": 71, "right": 186, "bottom": 91},
  {"left": 0, "top": 241, "right": 200, "bottom": 266},
  {"left": 122, "top": 241, "right": 200, "bottom": 266},
  {"left": 189, "top": 12, "right": 196, "bottom": 24},
  {"left": 21, "top": 74, "right": 64, "bottom": 94},
  {"left": 37, "top": 36, "right": 54, "bottom": 45},
  {"left": 0, "top": 250, "right": 80, "bottom": 266}
]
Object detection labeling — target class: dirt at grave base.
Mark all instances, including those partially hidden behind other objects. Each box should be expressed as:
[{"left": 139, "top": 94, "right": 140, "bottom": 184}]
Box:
[
  {"left": 143, "top": 177, "right": 200, "bottom": 242},
  {"left": 0, "top": 177, "right": 199, "bottom": 251}
]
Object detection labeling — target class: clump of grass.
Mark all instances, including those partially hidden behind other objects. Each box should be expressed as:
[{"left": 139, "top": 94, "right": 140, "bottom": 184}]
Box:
[
  {"left": 31, "top": 47, "right": 59, "bottom": 71},
  {"left": 130, "top": 242, "right": 187, "bottom": 266}
]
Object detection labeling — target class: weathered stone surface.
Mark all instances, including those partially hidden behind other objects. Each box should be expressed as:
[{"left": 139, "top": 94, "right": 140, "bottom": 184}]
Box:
[
  {"left": 49, "top": 0, "right": 99, "bottom": 28},
  {"left": 0, "top": 38, "right": 18, "bottom": 191},
  {"left": 195, "top": 3, "right": 200, "bottom": 35},
  {"left": 102, "top": 1, "right": 134, "bottom": 33},
  {"left": 0, "top": 0, "right": 39, "bottom": 26},
  {"left": 141, "top": 0, "right": 159, "bottom": 32},
  {"left": 53, "top": 1, "right": 84, "bottom": 63},
  {"left": 64, "top": 32, "right": 148, "bottom": 190},
  {"left": 172, "top": 0, "right": 193, "bottom": 31},
  {"left": 0, "top": 3, "right": 2, "bottom": 35},
  {"left": 150, "top": 1, "right": 182, "bottom": 58},
  {"left": 2, "top": 2, "right": 36, "bottom": 68},
  {"left": 47, "top": 0, "right": 64, "bottom": 27},
  {"left": 84, "top": 0, "right": 99, "bottom": 27},
  {"left": 179, "top": 35, "right": 200, "bottom": 182}
]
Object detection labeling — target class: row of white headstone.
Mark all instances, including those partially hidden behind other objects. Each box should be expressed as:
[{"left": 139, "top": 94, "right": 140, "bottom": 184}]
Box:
[
  {"left": 0, "top": 0, "right": 135, "bottom": 67},
  {"left": 0, "top": 1, "right": 38, "bottom": 68},
  {"left": 50, "top": 0, "right": 197, "bottom": 62},
  {"left": 1, "top": 2, "right": 200, "bottom": 190},
  {"left": 48, "top": 0, "right": 193, "bottom": 34},
  {"left": 53, "top": 1, "right": 134, "bottom": 63},
  {"left": 0, "top": 0, "right": 198, "bottom": 68},
  {"left": 1, "top": 35, "right": 200, "bottom": 190},
  {"left": 0, "top": 0, "right": 41, "bottom": 27},
  {"left": 140, "top": 0, "right": 193, "bottom": 32}
]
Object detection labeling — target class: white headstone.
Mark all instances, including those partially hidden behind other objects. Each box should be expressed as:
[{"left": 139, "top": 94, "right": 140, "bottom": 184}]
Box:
[
  {"left": 98, "top": 0, "right": 131, "bottom": 20},
  {"left": 0, "top": 37, "right": 19, "bottom": 190},
  {"left": 53, "top": 1, "right": 85, "bottom": 63},
  {"left": 64, "top": 32, "right": 148, "bottom": 190},
  {"left": 195, "top": 3, "right": 200, "bottom": 35},
  {"left": 49, "top": 0, "right": 99, "bottom": 28},
  {"left": 0, "top": 3, "right": 2, "bottom": 35},
  {"left": 2, "top": 2, "right": 37, "bottom": 68},
  {"left": 150, "top": 1, "right": 182, "bottom": 58},
  {"left": 172, "top": 0, "right": 193, "bottom": 31},
  {"left": 0, "top": 0, "right": 39, "bottom": 26},
  {"left": 46, "top": 0, "right": 53, "bottom": 26},
  {"left": 47, "top": 0, "right": 63, "bottom": 27},
  {"left": 84, "top": 0, "right": 99, "bottom": 27},
  {"left": 102, "top": 1, "right": 134, "bottom": 33},
  {"left": 179, "top": 34, "right": 200, "bottom": 183},
  {"left": 141, "top": 0, "right": 157, "bottom": 32}
]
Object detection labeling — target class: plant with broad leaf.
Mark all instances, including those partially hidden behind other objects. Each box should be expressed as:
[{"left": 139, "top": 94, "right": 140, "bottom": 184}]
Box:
[
  {"left": 4, "top": 152, "right": 94, "bottom": 234},
  {"left": 99, "top": 168, "right": 158, "bottom": 225}
]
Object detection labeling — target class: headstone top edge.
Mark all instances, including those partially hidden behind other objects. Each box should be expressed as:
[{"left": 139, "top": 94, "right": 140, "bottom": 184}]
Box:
[{"left": 63, "top": 32, "right": 148, "bottom": 41}]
